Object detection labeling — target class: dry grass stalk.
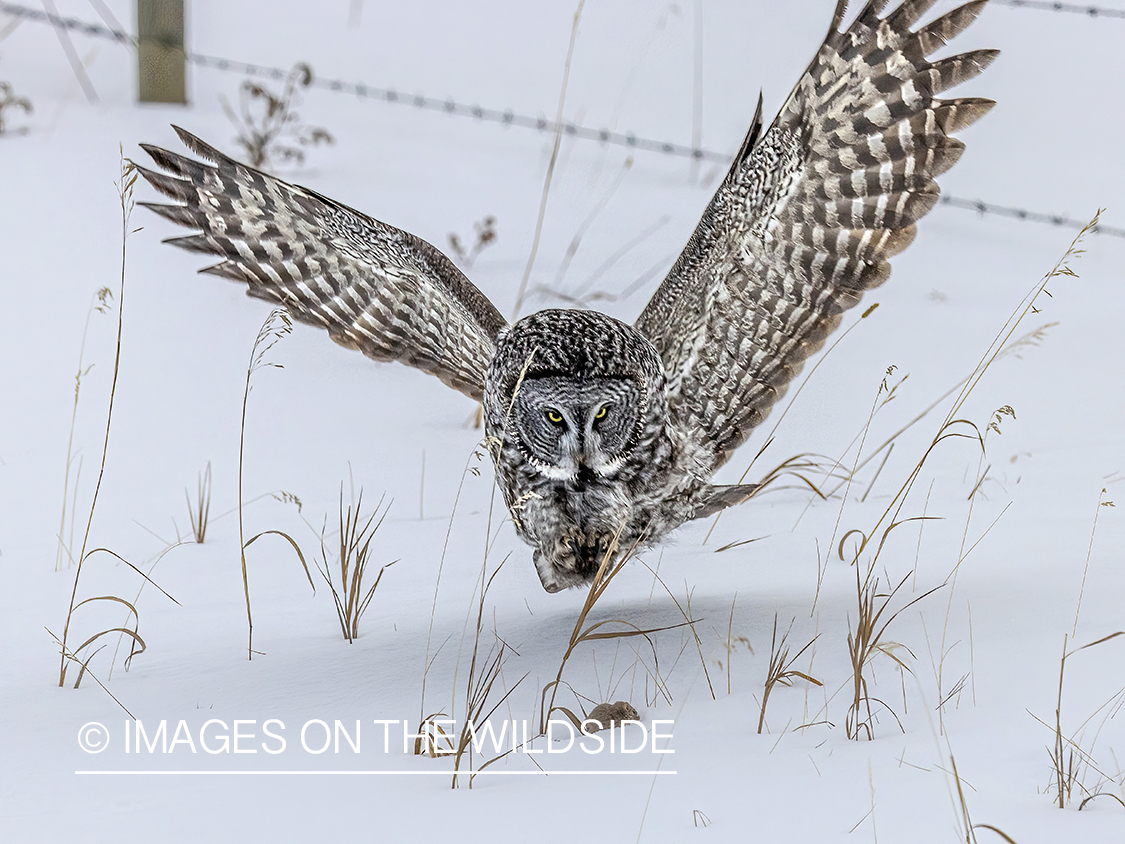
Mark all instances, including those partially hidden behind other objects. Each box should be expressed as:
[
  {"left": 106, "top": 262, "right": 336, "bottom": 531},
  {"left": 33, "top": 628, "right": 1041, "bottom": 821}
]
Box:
[
  {"left": 948, "top": 752, "right": 1021, "bottom": 843},
  {"left": 1078, "top": 792, "right": 1125, "bottom": 812},
  {"left": 874, "top": 217, "right": 1099, "bottom": 552},
  {"left": 220, "top": 62, "right": 333, "bottom": 170},
  {"left": 804, "top": 218, "right": 1096, "bottom": 578},
  {"left": 55, "top": 286, "right": 113, "bottom": 570},
  {"left": 533, "top": 155, "right": 634, "bottom": 304},
  {"left": 1073, "top": 489, "right": 1114, "bottom": 636},
  {"left": 637, "top": 563, "right": 715, "bottom": 701},
  {"left": 863, "top": 214, "right": 1100, "bottom": 565},
  {"left": 726, "top": 595, "right": 737, "bottom": 694},
  {"left": 236, "top": 307, "right": 314, "bottom": 659},
  {"left": 510, "top": 0, "right": 586, "bottom": 317},
  {"left": 705, "top": 448, "right": 838, "bottom": 546},
  {"left": 315, "top": 488, "right": 395, "bottom": 642},
  {"left": 562, "top": 215, "right": 670, "bottom": 307},
  {"left": 47, "top": 630, "right": 135, "bottom": 718},
  {"left": 758, "top": 615, "right": 820, "bottom": 734},
  {"left": 825, "top": 356, "right": 1023, "bottom": 737},
  {"left": 186, "top": 461, "right": 212, "bottom": 543},
  {"left": 418, "top": 445, "right": 491, "bottom": 732},
  {"left": 451, "top": 556, "right": 528, "bottom": 788},
  {"left": 414, "top": 450, "right": 524, "bottom": 786},
  {"left": 709, "top": 302, "right": 882, "bottom": 543},
  {"left": 56, "top": 157, "right": 166, "bottom": 687}
]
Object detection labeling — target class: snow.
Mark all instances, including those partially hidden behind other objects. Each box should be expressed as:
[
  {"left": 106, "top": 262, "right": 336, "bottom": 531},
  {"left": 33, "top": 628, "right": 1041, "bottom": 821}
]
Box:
[{"left": 1, "top": 0, "right": 1123, "bottom": 841}]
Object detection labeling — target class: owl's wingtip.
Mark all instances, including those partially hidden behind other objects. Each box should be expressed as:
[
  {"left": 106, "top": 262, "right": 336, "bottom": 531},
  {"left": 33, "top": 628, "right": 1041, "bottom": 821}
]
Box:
[{"left": 170, "top": 125, "right": 226, "bottom": 165}]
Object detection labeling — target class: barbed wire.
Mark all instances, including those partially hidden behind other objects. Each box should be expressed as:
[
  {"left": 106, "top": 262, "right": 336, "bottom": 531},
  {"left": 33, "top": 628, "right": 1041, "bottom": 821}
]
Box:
[
  {"left": 189, "top": 53, "right": 729, "bottom": 163},
  {"left": 0, "top": 2, "right": 133, "bottom": 43},
  {"left": 3, "top": 0, "right": 1122, "bottom": 240},
  {"left": 938, "top": 196, "right": 1123, "bottom": 237},
  {"left": 992, "top": 0, "right": 1125, "bottom": 18}
]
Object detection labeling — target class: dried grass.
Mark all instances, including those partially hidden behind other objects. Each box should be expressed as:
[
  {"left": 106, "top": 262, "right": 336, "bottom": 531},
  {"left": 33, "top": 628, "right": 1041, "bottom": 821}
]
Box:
[
  {"left": 539, "top": 530, "right": 693, "bottom": 733},
  {"left": 220, "top": 62, "right": 333, "bottom": 170},
  {"left": 948, "top": 751, "right": 1021, "bottom": 843},
  {"left": 315, "top": 488, "right": 395, "bottom": 642},
  {"left": 448, "top": 215, "right": 497, "bottom": 271},
  {"left": 0, "top": 73, "right": 33, "bottom": 134},
  {"left": 450, "top": 556, "right": 527, "bottom": 788},
  {"left": 185, "top": 461, "right": 212, "bottom": 544},
  {"left": 820, "top": 216, "right": 1103, "bottom": 740},
  {"left": 56, "top": 156, "right": 180, "bottom": 689},
  {"left": 236, "top": 307, "right": 314, "bottom": 658},
  {"left": 55, "top": 286, "right": 113, "bottom": 570},
  {"left": 1032, "top": 632, "right": 1125, "bottom": 809},
  {"left": 510, "top": 0, "right": 585, "bottom": 317},
  {"left": 758, "top": 615, "right": 820, "bottom": 734}
]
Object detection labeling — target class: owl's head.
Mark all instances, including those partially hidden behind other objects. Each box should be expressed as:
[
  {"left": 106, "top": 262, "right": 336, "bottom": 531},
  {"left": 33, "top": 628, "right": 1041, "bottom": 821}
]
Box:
[
  {"left": 485, "top": 309, "right": 666, "bottom": 482},
  {"left": 513, "top": 375, "right": 642, "bottom": 478}
]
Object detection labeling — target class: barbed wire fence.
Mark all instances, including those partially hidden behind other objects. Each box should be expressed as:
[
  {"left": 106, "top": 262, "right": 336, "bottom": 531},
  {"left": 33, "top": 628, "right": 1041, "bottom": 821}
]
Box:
[
  {"left": 992, "top": 0, "right": 1125, "bottom": 17},
  {"left": 2, "top": 0, "right": 1122, "bottom": 239}
]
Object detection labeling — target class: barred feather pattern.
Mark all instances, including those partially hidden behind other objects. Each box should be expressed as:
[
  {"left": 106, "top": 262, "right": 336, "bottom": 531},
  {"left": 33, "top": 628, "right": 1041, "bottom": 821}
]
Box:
[
  {"left": 635, "top": 0, "right": 996, "bottom": 470},
  {"left": 136, "top": 128, "right": 506, "bottom": 401}
]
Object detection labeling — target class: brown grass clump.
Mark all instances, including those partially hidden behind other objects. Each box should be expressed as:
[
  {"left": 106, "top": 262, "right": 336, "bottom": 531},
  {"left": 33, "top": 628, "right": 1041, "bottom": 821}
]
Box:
[
  {"left": 185, "top": 461, "right": 212, "bottom": 543},
  {"left": 758, "top": 615, "right": 820, "bottom": 734},
  {"left": 315, "top": 488, "right": 395, "bottom": 642}
]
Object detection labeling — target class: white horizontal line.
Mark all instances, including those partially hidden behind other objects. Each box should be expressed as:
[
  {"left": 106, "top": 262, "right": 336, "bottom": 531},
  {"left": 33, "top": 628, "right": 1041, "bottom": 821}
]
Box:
[{"left": 76, "top": 770, "right": 676, "bottom": 776}]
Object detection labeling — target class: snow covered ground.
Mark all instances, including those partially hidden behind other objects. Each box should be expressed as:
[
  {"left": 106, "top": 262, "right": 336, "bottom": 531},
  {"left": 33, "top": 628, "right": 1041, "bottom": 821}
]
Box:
[{"left": 1, "top": 0, "right": 1122, "bottom": 841}]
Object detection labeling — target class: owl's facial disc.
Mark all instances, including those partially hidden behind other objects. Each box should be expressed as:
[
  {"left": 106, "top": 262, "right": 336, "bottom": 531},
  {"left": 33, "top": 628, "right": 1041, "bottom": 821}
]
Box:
[{"left": 514, "top": 376, "right": 640, "bottom": 478}]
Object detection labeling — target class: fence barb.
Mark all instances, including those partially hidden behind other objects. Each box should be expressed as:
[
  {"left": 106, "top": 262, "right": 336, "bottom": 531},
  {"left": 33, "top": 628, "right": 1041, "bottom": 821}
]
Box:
[{"left": 3, "top": 0, "right": 1122, "bottom": 239}]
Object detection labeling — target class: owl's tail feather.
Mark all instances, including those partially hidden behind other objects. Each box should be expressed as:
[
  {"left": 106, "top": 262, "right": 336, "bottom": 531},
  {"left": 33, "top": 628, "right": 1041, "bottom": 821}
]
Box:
[{"left": 693, "top": 483, "right": 763, "bottom": 520}]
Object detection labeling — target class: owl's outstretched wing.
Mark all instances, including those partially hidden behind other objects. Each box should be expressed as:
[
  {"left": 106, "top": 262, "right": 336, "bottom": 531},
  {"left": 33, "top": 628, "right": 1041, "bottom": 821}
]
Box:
[
  {"left": 635, "top": 0, "right": 995, "bottom": 470},
  {"left": 137, "top": 127, "right": 506, "bottom": 401}
]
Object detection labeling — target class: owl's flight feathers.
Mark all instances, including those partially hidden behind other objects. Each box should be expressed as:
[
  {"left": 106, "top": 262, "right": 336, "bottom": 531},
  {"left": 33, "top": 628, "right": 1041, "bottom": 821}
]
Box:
[
  {"left": 138, "top": 0, "right": 994, "bottom": 486},
  {"left": 636, "top": 0, "right": 995, "bottom": 470},
  {"left": 139, "top": 132, "right": 505, "bottom": 401}
]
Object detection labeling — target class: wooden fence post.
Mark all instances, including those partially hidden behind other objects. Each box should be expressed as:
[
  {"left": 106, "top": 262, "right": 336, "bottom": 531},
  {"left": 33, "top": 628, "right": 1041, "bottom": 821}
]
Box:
[{"left": 137, "top": 0, "right": 186, "bottom": 104}]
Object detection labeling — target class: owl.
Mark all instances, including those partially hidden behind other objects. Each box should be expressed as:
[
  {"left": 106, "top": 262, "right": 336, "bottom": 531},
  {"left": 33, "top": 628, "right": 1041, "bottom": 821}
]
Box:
[{"left": 137, "top": 0, "right": 995, "bottom": 592}]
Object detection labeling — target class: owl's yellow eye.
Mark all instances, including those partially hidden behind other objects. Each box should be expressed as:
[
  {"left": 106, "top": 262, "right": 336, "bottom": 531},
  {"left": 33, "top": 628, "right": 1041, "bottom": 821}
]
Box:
[
  {"left": 546, "top": 409, "right": 564, "bottom": 424},
  {"left": 594, "top": 405, "right": 608, "bottom": 420}
]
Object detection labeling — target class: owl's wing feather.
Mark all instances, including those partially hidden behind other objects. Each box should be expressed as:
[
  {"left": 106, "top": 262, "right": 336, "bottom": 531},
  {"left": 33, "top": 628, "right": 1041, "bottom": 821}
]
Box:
[
  {"left": 137, "top": 127, "right": 506, "bottom": 401},
  {"left": 635, "top": 0, "right": 995, "bottom": 469}
]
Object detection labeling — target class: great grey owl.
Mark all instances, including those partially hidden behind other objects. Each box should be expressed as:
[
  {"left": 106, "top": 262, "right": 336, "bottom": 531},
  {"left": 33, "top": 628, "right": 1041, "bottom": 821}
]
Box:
[{"left": 137, "top": 0, "right": 995, "bottom": 592}]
